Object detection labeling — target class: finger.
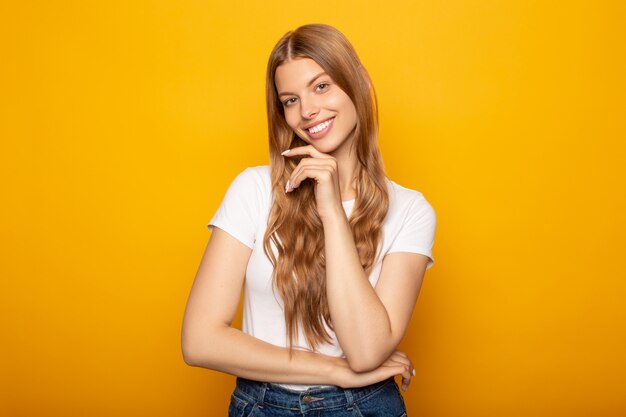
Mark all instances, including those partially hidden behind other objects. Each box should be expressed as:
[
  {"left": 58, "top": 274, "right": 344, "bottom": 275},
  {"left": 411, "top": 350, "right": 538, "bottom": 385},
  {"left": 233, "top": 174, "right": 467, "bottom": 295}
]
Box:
[
  {"left": 380, "top": 356, "right": 407, "bottom": 370},
  {"left": 288, "top": 167, "right": 335, "bottom": 192},
  {"left": 289, "top": 159, "right": 336, "bottom": 188},
  {"left": 390, "top": 351, "right": 415, "bottom": 380},
  {"left": 398, "top": 366, "right": 411, "bottom": 392},
  {"left": 376, "top": 364, "right": 407, "bottom": 387},
  {"left": 281, "top": 145, "right": 333, "bottom": 159},
  {"left": 387, "top": 354, "right": 411, "bottom": 373},
  {"left": 383, "top": 360, "right": 411, "bottom": 385},
  {"left": 385, "top": 358, "right": 412, "bottom": 391},
  {"left": 400, "top": 365, "right": 411, "bottom": 391},
  {"left": 389, "top": 352, "right": 409, "bottom": 364}
]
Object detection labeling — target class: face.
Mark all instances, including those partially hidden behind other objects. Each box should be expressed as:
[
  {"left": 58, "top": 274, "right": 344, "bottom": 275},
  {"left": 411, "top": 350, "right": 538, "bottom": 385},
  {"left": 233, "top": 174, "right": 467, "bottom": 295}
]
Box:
[{"left": 274, "top": 58, "right": 358, "bottom": 156}]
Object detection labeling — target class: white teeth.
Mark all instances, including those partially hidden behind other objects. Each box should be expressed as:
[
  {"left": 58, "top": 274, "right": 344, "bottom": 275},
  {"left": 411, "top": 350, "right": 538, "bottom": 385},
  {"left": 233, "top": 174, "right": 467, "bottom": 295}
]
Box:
[{"left": 308, "top": 119, "right": 332, "bottom": 134}]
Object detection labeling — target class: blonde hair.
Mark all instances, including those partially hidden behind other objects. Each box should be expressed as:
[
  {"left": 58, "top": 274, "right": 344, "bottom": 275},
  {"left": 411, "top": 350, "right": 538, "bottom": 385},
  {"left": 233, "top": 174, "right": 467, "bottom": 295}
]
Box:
[{"left": 263, "top": 24, "right": 390, "bottom": 352}]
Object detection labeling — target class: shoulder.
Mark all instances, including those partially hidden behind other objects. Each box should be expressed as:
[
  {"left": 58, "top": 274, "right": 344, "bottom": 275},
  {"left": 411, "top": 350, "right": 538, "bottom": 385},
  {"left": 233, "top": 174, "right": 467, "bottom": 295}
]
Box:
[
  {"left": 253, "top": 165, "right": 272, "bottom": 183},
  {"left": 235, "top": 165, "right": 270, "bottom": 181},
  {"left": 385, "top": 178, "right": 435, "bottom": 217},
  {"left": 231, "top": 165, "right": 271, "bottom": 190},
  {"left": 225, "top": 165, "right": 272, "bottom": 208}
]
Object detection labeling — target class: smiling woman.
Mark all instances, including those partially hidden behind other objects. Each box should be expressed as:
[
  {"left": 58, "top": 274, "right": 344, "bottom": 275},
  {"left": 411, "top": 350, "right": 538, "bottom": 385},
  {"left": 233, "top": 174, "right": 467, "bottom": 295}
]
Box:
[{"left": 181, "top": 23, "right": 436, "bottom": 416}]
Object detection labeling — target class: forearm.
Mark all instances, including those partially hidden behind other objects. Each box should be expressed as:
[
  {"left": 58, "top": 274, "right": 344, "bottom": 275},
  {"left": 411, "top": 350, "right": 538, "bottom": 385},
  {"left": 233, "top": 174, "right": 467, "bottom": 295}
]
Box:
[
  {"left": 183, "top": 325, "right": 342, "bottom": 385},
  {"left": 323, "top": 210, "right": 395, "bottom": 371}
]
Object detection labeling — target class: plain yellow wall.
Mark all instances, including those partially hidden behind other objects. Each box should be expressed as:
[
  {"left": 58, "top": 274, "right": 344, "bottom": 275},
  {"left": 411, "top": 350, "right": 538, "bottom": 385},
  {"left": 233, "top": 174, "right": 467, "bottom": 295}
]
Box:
[{"left": 1, "top": 1, "right": 625, "bottom": 416}]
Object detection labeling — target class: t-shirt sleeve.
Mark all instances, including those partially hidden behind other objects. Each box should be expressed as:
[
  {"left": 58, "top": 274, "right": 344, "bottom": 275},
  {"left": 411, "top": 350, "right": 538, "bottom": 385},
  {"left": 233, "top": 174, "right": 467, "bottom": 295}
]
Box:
[
  {"left": 387, "top": 195, "right": 437, "bottom": 269},
  {"left": 207, "top": 167, "right": 261, "bottom": 250}
]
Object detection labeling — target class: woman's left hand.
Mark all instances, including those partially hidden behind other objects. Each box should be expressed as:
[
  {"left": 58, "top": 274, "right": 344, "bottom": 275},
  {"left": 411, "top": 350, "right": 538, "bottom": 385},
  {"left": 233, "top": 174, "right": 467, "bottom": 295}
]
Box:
[{"left": 282, "top": 145, "right": 344, "bottom": 221}]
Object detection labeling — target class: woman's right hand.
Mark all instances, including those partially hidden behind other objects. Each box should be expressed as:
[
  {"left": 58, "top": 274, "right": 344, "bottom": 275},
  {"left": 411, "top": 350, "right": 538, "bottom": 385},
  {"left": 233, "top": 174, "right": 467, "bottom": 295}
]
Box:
[{"left": 332, "top": 350, "right": 415, "bottom": 391}]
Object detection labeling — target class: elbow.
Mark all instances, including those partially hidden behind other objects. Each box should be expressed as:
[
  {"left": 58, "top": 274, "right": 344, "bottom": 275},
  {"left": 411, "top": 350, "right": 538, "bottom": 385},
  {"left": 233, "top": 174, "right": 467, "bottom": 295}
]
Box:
[
  {"left": 182, "top": 339, "right": 217, "bottom": 368},
  {"left": 181, "top": 327, "right": 213, "bottom": 367},
  {"left": 344, "top": 338, "right": 399, "bottom": 373},
  {"left": 347, "top": 360, "right": 377, "bottom": 373},
  {"left": 182, "top": 344, "right": 199, "bottom": 367},
  {"left": 181, "top": 323, "right": 227, "bottom": 367},
  {"left": 345, "top": 350, "right": 388, "bottom": 373},
  {"left": 181, "top": 337, "right": 201, "bottom": 366}
]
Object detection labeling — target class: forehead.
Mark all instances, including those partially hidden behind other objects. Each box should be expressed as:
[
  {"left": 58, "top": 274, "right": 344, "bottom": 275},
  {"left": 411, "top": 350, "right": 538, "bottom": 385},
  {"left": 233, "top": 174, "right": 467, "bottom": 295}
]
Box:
[{"left": 274, "top": 58, "right": 326, "bottom": 92}]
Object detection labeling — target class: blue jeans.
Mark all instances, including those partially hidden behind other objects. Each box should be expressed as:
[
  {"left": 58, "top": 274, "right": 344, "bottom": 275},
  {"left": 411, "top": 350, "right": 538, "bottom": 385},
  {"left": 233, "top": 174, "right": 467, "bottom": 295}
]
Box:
[{"left": 228, "top": 376, "right": 407, "bottom": 416}]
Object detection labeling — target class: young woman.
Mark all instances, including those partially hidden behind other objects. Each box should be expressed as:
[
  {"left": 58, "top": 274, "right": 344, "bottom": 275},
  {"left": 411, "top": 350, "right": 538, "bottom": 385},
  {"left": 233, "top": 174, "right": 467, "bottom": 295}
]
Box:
[{"left": 182, "top": 24, "right": 436, "bottom": 416}]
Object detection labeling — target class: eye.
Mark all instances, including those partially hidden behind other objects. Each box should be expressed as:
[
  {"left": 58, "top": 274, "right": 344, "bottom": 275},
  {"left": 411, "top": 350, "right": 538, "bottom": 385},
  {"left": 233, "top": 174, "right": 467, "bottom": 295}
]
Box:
[
  {"left": 316, "top": 82, "right": 329, "bottom": 92},
  {"left": 283, "top": 97, "right": 297, "bottom": 107}
]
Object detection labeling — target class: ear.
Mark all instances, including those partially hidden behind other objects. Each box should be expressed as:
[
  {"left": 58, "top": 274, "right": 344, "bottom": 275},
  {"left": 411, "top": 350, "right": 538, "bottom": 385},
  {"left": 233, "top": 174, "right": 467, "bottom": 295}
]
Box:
[{"left": 359, "top": 65, "right": 372, "bottom": 89}]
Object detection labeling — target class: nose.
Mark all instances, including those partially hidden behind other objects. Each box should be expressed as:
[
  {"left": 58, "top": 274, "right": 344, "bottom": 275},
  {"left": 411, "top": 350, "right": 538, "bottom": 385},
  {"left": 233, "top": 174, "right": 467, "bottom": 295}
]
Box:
[{"left": 300, "top": 96, "right": 319, "bottom": 119}]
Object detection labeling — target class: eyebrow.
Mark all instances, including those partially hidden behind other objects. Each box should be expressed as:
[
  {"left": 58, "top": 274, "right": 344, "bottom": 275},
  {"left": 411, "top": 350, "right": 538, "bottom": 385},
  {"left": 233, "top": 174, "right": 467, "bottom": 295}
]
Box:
[{"left": 278, "top": 71, "right": 328, "bottom": 97}]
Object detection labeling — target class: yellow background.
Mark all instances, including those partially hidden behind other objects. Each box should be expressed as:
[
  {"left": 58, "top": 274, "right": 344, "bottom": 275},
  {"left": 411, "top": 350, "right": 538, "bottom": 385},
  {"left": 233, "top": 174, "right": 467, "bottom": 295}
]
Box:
[{"left": 1, "top": 1, "right": 625, "bottom": 416}]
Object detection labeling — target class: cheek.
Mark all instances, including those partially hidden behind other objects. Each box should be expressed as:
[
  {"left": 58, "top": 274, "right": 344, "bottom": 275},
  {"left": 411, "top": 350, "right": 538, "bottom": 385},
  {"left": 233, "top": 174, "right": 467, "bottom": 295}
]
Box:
[
  {"left": 283, "top": 109, "right": 310, "bottom": 141},
  {"left": 330, "top": 93, "right": 356, "bottom": 117},
  {"left": 325, "top": 94, "right": 345, "bottom": 108},
  {"left": 337, "top": 97, "right": 357, "bottom": 124},
  {"left": 283, "top": 109, "right": 300, "bottom": 130}
]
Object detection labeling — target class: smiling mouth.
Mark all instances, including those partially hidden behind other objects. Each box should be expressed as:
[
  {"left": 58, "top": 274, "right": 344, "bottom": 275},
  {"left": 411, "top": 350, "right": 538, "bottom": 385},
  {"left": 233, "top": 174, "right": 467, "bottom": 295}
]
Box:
[
  {"left": 305, "top": 117, "right": 335, "bottom": 138},
  {"left": 308, "top": 118, "right": 333, "bottom": 133}
]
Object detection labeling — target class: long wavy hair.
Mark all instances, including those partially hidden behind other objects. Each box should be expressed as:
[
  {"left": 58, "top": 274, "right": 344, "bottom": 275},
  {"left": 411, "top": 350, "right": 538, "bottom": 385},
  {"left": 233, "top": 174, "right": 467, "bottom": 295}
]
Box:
[{"left": 263, "top": 24, "right": 390, "bottom": 353}]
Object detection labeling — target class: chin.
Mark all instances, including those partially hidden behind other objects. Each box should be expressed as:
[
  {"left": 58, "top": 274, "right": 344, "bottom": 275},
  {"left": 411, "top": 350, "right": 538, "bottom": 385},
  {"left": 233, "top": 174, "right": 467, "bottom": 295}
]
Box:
[{"left": 319, "top": 145, "right": 342, "bottom": 156}]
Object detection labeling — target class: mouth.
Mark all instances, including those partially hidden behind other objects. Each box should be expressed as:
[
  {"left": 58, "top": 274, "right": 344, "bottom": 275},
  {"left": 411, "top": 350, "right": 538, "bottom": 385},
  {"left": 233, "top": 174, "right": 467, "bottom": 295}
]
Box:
[{"left": 304, "top": 117, "right": 335, "bottom": 139}]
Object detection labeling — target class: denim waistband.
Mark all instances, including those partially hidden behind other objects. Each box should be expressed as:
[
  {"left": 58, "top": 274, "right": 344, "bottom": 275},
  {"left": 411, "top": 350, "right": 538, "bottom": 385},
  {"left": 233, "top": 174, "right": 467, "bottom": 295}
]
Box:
[{"left": 233, "top": 376, "right": 395, "bottom": 412}]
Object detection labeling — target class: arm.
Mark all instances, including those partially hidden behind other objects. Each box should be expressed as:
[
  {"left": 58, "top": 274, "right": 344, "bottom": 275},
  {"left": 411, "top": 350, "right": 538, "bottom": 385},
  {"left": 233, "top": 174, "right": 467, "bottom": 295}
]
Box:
[
  {"left": 323, "top": 209, "right": 429, "bottom": 372},
  {"left": 281, "top": 145, "right": 432, "bottom": 373},
  {"left": 181, "top": 227, "right": 410, "bottom": 387}
]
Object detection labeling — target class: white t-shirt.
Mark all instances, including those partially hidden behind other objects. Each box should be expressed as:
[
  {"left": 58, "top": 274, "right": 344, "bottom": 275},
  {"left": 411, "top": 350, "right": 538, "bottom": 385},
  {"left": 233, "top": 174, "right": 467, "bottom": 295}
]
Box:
[{"left": 207, "top": 165, "right": 436, "bottom": 390}]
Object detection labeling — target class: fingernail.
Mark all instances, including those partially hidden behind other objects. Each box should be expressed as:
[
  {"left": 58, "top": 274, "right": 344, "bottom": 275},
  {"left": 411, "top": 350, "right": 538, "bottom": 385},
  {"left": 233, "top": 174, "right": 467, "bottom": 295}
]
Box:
[
  {"left": 412, "top": 369, "right": 416, "bottom": 377},
  {"left": 281, "top": 149, "right": 291, "bottom": 155},
  {"left": 285, "top": 180, "right": 290, "bottom": 193}
]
